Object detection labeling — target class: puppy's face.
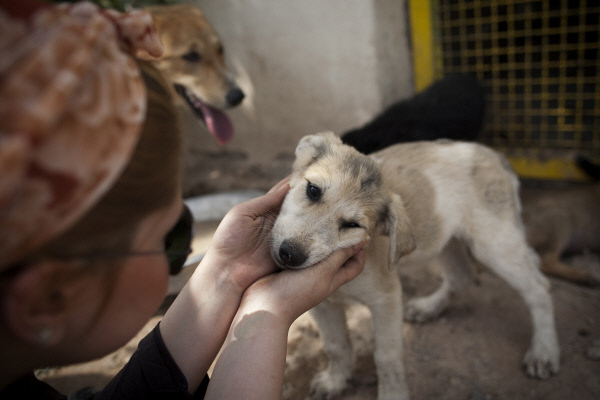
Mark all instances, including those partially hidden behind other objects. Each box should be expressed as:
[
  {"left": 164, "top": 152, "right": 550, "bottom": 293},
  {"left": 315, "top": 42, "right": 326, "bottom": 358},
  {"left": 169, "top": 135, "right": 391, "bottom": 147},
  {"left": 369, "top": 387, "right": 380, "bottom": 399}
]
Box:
[
  {"left": 143, "top": 5, "right": 244, "bottom": 144},
  {"left": 271, "top": 132, "right": 415, "bottom": 270}
]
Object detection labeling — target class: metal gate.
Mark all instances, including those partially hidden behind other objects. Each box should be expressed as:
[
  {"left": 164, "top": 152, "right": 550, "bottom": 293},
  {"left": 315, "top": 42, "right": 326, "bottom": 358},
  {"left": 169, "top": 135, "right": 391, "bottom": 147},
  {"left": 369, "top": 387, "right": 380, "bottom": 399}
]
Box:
[{"left": 410, "top": 0, "right": 600, "bottom": 180}]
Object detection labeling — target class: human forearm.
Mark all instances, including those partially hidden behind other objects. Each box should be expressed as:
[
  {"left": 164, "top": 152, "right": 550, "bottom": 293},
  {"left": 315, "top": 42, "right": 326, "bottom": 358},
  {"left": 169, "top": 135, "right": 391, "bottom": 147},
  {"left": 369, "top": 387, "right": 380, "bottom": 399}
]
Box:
[
  {"left": 159, "top": 261, "right": 244, "bottom": 393},
  {"left": 205, "top": 307, "right": 290, "bottom": 400},
  {"left": 158, "top": 179, "right": 291, "bottom": 392}
]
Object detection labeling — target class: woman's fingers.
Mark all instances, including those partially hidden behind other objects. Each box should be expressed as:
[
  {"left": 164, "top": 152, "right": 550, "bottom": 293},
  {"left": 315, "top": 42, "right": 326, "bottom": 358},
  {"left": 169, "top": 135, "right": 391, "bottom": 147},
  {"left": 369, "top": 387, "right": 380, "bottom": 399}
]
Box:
[
  {"left": 318, "top": 241, "right": 367, "bottom": 292},
  {"left": 267, "top": 175, "right": 291, "bottom": 194},
  {"left": 332, "top": 241, "right": 367, "bottom": 290},
  {"left": 335, "top": 245, "right": 367, "bottom": 286},
  {"left": 233, "top": 176, "right": 290, "bottom": 218}
]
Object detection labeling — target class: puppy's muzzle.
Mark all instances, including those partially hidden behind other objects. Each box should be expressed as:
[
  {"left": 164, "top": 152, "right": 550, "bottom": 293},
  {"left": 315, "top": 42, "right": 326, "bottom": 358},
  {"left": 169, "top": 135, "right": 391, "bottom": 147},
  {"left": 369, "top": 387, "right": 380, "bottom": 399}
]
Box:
[{"left": 278, "top": 239, "right": 308, "bottom": 268}]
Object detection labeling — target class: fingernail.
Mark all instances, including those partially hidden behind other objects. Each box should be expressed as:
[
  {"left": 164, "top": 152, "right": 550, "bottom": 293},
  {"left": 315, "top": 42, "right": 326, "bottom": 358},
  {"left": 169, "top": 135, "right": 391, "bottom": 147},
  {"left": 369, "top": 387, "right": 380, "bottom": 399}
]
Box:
[{"left": 267, "top": 183, "right": 281, "bottom": 194}]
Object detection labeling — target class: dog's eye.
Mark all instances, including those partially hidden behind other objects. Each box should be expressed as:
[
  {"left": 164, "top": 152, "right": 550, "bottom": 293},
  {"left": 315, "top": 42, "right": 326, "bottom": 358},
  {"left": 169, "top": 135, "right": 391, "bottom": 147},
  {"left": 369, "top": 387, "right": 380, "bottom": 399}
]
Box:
[
  {"left": 182, "top": 51, "right": 202, "bottom": 62},
  {"left": 217, "top": 45, "right": 224, "bottom": 55},
  {"left": 306, "top": 182, "right": 321, "bottom": 202},
  {"left": 340, "top": 221, "right": 361, "bottom": 230}
]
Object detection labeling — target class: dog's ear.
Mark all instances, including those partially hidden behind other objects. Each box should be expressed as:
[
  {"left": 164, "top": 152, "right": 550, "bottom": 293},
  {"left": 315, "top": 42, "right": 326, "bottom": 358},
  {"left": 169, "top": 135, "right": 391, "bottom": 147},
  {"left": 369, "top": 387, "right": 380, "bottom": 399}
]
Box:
[
  {"left": 293, "top": 132, "right": 341, "bottom": 170},
  {"left": 378, "top": 193, "right": 416, "bottom": 270}
]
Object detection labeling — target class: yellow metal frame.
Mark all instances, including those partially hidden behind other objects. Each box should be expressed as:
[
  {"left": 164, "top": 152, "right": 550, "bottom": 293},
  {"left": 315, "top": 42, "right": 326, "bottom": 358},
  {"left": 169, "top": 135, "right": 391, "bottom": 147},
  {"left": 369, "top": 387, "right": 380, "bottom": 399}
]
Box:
[
  {"left": 408, "top": 0, "right": 436, "bottom": 92},
  {"left": 508, "top": 156, "right": 590, "bottom": 181},
  {"left": 409, "top": 0, "right": 598, "bottom": 181}
]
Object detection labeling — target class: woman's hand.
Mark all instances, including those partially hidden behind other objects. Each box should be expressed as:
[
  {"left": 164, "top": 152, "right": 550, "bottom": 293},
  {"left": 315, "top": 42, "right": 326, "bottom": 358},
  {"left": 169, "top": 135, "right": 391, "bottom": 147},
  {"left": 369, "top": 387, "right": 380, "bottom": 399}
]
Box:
[
  {"left": 239, "top": 241, "right": 367, "bottom": 325},
  {"left": 201, "top": 177, "right": 291, "bottom": 297},
  {"left": 205, "top": 241, "right": 366, "bottom": 400},
  {"left": 161, "top": 177, "right": 290, "bottom": 392}
]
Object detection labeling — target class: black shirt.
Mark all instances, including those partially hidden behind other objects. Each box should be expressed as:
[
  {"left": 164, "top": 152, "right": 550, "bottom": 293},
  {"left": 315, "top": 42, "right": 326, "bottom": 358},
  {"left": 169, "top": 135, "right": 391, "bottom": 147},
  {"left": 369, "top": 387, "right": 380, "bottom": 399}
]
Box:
[{"left": 0, "top": 323, "right": 209, "bottom": 400}]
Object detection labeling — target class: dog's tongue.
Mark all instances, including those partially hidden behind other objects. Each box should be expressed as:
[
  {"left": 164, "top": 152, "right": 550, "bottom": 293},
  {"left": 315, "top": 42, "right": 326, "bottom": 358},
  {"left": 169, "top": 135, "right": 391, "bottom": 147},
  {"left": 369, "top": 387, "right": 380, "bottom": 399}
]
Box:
[{"left": 196, "top": 101, "right": 233, "bottom": 145}]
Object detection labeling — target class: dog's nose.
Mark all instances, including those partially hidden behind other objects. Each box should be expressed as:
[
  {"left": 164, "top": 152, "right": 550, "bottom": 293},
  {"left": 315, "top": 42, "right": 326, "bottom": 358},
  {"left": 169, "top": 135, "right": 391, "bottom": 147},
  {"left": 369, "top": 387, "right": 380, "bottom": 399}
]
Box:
[
  {"left": 278, "top": 240, "right": 307, "bottom": 268},
  {"left": 226, "top": 87, "right": 245, "bottom": 107}
]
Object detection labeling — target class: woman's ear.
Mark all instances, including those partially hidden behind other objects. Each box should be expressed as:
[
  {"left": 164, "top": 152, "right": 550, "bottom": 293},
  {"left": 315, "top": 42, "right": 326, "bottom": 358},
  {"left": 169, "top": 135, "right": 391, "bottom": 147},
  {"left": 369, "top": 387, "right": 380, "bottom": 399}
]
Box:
[{"left": 2, "top": 261, "right": 73, "bottom": 347}]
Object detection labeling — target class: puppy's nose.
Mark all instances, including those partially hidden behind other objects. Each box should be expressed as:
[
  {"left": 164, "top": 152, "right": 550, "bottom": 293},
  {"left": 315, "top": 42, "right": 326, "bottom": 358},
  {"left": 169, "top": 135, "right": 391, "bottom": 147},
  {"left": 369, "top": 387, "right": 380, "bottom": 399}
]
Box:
[
  {"left": 226, "top": 87, "right": 245, "bottom": 107},
  {"left": 278, "top": 240, "right": 307, "bottom": 268}
]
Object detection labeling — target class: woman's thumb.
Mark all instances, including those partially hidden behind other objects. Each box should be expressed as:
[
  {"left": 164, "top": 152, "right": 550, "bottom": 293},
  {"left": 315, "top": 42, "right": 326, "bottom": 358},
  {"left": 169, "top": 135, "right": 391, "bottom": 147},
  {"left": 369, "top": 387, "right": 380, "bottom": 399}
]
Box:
[{"left": 237, "top": 177, "right": 290, "bottom": 216}]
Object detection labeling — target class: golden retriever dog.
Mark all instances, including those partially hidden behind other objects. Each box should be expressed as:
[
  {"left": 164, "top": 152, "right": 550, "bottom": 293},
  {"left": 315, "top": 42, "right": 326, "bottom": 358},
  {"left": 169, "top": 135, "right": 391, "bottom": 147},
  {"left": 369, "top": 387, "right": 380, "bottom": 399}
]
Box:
[
  {"left": 271, "top": 132, "right": 560, "bottom": 400},
  {"left": 522, "top": 183, "right": 600, "bottom": 286},
  {"left": 139, "top": 4, "right": 244, "bottom": 145}
]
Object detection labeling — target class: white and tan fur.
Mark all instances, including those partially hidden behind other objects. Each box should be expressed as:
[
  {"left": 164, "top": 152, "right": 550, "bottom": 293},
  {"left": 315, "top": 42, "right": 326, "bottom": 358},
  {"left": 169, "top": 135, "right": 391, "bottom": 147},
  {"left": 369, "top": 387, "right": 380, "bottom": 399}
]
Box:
[{"left": 271, "top": 132, "right": 560, "bottom": 400}]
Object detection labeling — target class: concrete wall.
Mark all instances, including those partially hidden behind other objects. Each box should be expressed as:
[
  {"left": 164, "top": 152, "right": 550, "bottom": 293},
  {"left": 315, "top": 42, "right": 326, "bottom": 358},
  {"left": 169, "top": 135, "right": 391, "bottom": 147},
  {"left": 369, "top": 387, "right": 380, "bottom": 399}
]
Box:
[{"left": 183, "top": 0, "right": 414, "bottom": 190}]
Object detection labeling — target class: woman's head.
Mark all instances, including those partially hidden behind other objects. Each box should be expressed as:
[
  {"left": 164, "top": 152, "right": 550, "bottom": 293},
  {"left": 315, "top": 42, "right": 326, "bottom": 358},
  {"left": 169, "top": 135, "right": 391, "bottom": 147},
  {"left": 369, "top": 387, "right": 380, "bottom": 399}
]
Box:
[
  {"left": 0, "top": 1, "right": 164, "bottom": 269},
  {"left": 0, "top": 2, "right": 186, "bottom": 381},
  {"left": 0, "top": 60, "right": 185, "bottom": 371},
  {"left": 30, "top": 61, "right": 184, "bottom": 262}
]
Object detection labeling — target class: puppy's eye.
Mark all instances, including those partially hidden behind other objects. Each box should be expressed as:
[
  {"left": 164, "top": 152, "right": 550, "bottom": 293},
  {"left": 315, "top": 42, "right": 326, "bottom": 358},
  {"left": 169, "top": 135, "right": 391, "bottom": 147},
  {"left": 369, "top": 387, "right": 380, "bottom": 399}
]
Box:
[
  {"left": 217, "top": 45, "right": 224, "bottom": 55},
  {"left": 340, "top": 221, "right": 361, "bottom": 230},
  {"left": 306, "top": 182, "right": 321, "bottom": 202},
  {"left": 182, "top": 51, "right": 202, "bottom": 62}
]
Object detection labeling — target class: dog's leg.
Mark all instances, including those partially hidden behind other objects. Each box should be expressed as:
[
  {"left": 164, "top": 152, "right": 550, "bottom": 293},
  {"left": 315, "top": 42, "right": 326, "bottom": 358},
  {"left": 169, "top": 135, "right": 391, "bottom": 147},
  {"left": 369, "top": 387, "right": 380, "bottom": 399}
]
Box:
[
  {"left": 534, "top": 216, "right": 600, "bottom": 286},
  {"left": 309, "top": 299, "right": 353, "bottom": 399},
  {"left": 369, "top": 297, "right": 410, "bottom": 400},
  {"left": 405, "top": 238, "right": 475, "bottom": 322},
  {"left": 469, "top": 223, "right": 560, "bottom": 379},
  {"left": 541, "top": 254, "right": 600, "bottom": 286},
  {"left": 354, "top": 274, "right": 410, "bottom": 400}
]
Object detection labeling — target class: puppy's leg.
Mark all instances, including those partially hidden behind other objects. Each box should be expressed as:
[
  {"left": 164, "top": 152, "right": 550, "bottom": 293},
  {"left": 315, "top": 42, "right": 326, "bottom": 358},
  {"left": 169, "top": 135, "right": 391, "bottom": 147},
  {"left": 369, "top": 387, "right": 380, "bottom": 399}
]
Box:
[
  {"left": 405, "top": 238, "right": 475, "bottom": 322},
  {"left": 370, "top": 297, "right": 410, "bottom": 400},
  {"left": 356, "top": 275, "right": 410, "bottom": 400},
  {"left": 469, "top": 222, "right": 560, "bottom": 379},
  {"left": 309, "top": 300, "right": 353, "bottom": 399},
  {"left": 541, "top": 254, "right": 600, "bottom": 286},
  {"left": 534, "top": 216, "right": 600, "bottom": 285},
  {"left": 527, "top": 209, "right": 598, "bottom": 285}
]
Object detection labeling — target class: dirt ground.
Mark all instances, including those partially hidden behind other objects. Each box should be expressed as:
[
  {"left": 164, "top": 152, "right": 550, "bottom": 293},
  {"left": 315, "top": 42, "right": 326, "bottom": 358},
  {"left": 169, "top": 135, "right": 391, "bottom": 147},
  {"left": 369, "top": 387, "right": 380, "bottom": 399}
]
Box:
[{"left": 37, "top": 150, "right": 600, "bottom": 400}]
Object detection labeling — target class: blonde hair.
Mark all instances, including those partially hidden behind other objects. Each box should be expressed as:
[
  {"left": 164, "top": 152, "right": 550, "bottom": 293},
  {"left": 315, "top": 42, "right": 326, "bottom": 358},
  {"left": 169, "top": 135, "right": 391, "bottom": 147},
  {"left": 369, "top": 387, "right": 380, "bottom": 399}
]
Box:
[{"left": 29, "top": 61, "right": 183, "bottom": 261}]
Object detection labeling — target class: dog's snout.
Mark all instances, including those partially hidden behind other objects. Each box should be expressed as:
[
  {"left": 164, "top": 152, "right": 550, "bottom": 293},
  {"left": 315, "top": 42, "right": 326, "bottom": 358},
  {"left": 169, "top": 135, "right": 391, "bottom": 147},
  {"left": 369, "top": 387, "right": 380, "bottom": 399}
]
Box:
[
  {"left": 226, "top": 87, "right": 245, "bottom": 107},
  {"left": 278, "top": 240, "right": 307, "bottom": 268}
]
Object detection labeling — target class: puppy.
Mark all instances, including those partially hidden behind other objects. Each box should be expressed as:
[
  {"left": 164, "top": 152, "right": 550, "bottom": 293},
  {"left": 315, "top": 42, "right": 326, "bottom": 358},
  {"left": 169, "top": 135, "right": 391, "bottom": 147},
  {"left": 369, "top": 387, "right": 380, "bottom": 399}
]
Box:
[
  {"left": 271, "top": 133, "right": 560, "bottom": 400},
  {"left": 522, "top": 183, "right": 600, "bottom": 286},
  {"left": 140, "top": 4, "right": 244, "bottom": 145}
]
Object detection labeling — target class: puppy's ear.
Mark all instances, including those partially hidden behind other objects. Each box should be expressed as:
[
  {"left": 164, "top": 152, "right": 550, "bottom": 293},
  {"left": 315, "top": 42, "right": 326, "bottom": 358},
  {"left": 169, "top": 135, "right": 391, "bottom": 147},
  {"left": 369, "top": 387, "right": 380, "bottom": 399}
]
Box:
[
  {"left": 293, "top": 132, "right": 341, "bottom": 170},
  {"left": 378, "top": 193, "right": 416, "bottom": 270}
]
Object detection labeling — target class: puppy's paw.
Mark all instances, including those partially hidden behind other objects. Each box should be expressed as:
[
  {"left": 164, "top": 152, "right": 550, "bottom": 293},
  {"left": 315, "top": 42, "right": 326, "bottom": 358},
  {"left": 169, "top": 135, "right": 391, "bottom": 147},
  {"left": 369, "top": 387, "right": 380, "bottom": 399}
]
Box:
[
  {"left": 378, "top": 383, "right": 410, "bottom": 400},
  {"left": 404, "top": 297, "right": 444, "bottom": 323},
  {"left": 523, "top": 342, "right": 560, "bottom": 379},
  {"left": 309, "top": 369, "right": 349, "bottom": 400}
]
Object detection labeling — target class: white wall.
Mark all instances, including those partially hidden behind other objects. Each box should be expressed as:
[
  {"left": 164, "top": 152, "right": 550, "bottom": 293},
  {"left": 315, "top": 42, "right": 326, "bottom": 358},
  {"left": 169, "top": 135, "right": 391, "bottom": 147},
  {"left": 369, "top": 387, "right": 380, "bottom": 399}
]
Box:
[{"left": 186, "top": 0, "right": 414, "bottom": 166}]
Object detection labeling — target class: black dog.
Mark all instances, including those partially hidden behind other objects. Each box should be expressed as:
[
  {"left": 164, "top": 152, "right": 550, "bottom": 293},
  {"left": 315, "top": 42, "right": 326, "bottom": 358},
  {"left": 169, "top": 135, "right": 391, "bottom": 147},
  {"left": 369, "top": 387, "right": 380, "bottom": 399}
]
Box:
[{"left": 341, "top": 74, "right": 486, "bottom": 154}]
